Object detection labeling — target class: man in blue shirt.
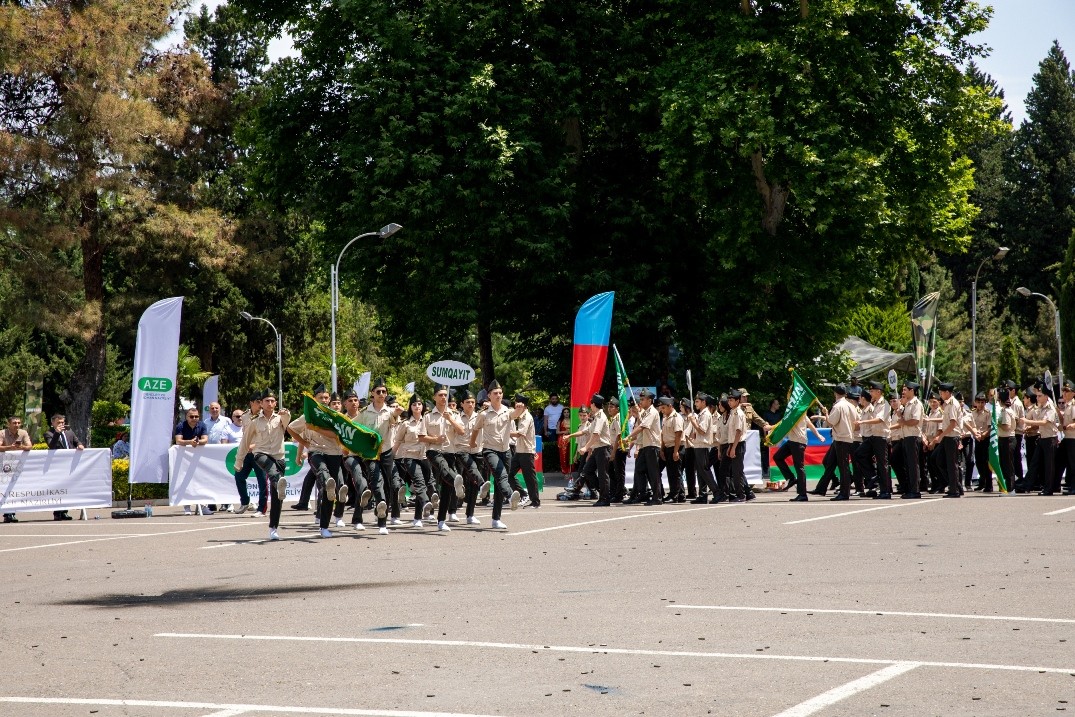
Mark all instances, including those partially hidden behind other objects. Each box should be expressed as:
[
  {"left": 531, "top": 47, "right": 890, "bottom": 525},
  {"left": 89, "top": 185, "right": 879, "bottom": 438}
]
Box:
[{"left": 174, "top": 408, "right": 209, "bottom": 514}]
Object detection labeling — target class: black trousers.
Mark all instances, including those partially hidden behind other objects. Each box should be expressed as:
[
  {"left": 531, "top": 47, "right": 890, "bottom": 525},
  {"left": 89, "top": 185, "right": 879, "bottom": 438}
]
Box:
[
  {"left": 295, "top": 468, "right": 317, "bottom": 509},
  {"left": 693, "top": 446, "right": 722, "bottom": 498},
  {"left": 682, "top": 446, "right": 697, "bottom": 496},
  {"left": 483, "top": 449, "right": 514, "bottom": 520},
  {"left": 999, "top": 436, "right": 1015, "bottom": 491},
  {"left": 817, "top": 441, "right": 852, "bottom": 497},
  {"left": 253, "top": 453, "right": 286, "bottom": 529},
  {"left": 661, "top": 447, "right": 683, "bottom": 498},
  {"left": 308, "top": 452, "right": 344, "bottom": 529},
  {"left": 1024, "top": 435, "right": 1040, "bottom": 490},
  {"left": 962, "top": 438, "right": 976, "bottom": 487},
  {"left": 901, "top": 436, "right": 921, "bottom": 495},
  {"left": 368, "top": 450, "right": 397, "bottom": 526},
  {"left": 340, "top": 455, "right": 369, "bottom": 523},
  {"left": 1064, "top": 438, "right": 1075, "bottom": 490},
  {"left": 866, "top": 436, "right": 891, "bottom": 494},
  {"left": 428, "top": 450, "right": 460, "bottom": 521},
  {"left": 634, "top": 446, "right": 661, "bottom": 498},
  {"left": 454, "top": 452, "right": 485, "bottom": 518},
  {"left": 611, "top": 449, "right": 627, "bottom": 501},
  {"left": 773, "top": 440, "right": 807, "bottom": 496},
  {"left": 974, "top": 436, "right": 993, "bottom": 491},
  {"left": 582, "top": 446, "right": 611, "bottom": 499},
  {"left": 1030, "top": 436, "right": 1058, "bottom": 494},
  {"left": 717, "top": 443, "right": 747, "bottom": 498},
  {"left": 403, "top": 457, "right": 431, "bottom": 519},
  {"left": 234, "top": 452, "right": 268, "bottom": 513},
  {"left": 510, "top": 451, "right": 540, "bottom": 506},
  {"left": 853, "top": 440, "right": 873, "bottom": 488},
  {"left": 890, "top": 440, "right": 906, "bottom": 493},
  {"left": 941, "top": 436, "right": 962, "bottom": 495}
]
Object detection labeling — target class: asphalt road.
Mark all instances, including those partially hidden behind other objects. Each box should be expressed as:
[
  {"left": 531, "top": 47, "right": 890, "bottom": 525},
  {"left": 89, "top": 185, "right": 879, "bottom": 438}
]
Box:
[{"left": 2, "top": 482, "right": 1074, "bottom": 716}]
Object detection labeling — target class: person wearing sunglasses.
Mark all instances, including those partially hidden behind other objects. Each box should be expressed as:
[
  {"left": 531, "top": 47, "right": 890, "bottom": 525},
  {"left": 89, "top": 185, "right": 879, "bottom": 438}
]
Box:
[{"left": 357, "top": 377, "right": 403, "bottom": 535}]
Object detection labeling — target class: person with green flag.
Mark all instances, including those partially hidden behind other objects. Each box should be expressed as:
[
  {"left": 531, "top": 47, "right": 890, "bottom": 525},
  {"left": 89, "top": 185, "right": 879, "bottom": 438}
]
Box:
[{"left": 289, "top": 382, "right": 346, "bottom": 538}]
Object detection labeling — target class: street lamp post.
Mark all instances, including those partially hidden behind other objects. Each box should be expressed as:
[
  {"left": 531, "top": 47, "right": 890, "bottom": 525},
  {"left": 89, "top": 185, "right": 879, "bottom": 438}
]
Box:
[
  {"left": 330, "top": 223, "right": 402, "bottom": 390},
  {"left": 971, "top": 247, "right": 1009, "bottom": 399},
  {"left": 240, "top": 311, "right": 283, "bottom": 401},
  {"left": 1016, "top": 287, "right": 1063, "bottom": 395}
]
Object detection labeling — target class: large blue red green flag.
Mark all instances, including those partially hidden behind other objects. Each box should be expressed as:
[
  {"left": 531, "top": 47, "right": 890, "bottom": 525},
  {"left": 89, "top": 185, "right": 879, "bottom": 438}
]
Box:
[
  {"left": 570, "top": 292, "right": 615, "bottom": 459},
  {"left": 989, "top": 396, "right": 1007, "bottom": 492}
]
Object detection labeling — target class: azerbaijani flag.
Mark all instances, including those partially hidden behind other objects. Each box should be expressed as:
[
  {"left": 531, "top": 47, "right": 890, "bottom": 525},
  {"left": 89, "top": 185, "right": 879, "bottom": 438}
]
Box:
[{"left": 570, "top": 292, "right": 615, "bottom": 459}]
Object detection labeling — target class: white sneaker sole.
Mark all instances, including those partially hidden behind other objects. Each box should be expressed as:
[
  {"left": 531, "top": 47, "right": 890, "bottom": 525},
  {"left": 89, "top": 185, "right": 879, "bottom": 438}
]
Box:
[
  {"left": 454, "top": 475, "right": 465, "bottom": 499},
  {"left": 324, "top": 478, "right": 337, "bottom": 503},
  {"left": 375, "top": 501, "right": 388, "bottom": 519},
  {"left": 509, "top": 491, "right": 521, "bottom": 511}
]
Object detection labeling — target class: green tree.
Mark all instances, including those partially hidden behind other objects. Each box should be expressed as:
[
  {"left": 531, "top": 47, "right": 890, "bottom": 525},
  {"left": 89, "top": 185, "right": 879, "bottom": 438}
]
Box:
[
  {"left": 0, "top": 0, "right": 231, "bottom": 441},
  {"left": 1059, "top": 229, "right": 1075, "bottom": 378},
  {"left": 995, "top": 334, "right": 1020, "bottom": 388},
  {"left": 1003, "top": 42, "right": 1075, "bottom": 318}
]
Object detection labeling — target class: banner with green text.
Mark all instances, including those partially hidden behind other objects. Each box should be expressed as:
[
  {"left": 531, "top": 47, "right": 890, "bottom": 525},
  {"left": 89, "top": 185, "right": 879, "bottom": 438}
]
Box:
[{"left": 302, "top": 393, "right": 382, "bottom": 459}]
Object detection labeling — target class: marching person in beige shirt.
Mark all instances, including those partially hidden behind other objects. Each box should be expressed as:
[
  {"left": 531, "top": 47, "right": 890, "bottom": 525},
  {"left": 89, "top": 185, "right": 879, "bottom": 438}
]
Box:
[
  {"left": 813, "top": 384, "right": 855, "bottom": 500},
  {"left": 239, "top": 390, "right": 291, "bottom": 541},
  {"left": 287, "top": 382, "right": 346, "bottom": 538},
  {"left": 1024, "top": 387, "right": 1061, "bottom": 495}
]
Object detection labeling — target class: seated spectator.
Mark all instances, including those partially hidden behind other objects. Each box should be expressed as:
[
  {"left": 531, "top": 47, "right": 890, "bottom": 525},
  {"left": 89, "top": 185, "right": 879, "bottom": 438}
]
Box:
[{"left": 111, "top": 431, "right": 130, "bottom": 459}]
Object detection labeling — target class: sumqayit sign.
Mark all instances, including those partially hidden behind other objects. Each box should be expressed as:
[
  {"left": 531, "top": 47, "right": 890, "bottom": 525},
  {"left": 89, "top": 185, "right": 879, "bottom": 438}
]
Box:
[{"left": 425, "top": 360, "right": 475, "bottom": 386}]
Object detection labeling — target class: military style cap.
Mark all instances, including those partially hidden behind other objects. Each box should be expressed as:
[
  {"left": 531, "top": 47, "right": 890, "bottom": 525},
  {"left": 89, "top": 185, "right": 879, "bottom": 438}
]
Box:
[
  {"left": 514, "top": 394, "right": 530, "bottom": 406},
  {"left": 975, "top": 392, "right": 986, "bottom": 401},
  {"left": 341, "top": 389, "right": 358, "bottom": 400},
  {"left": 409, "top": 394, "right": 423, "bottom": 406},
  {"left": 737, "top": 388, "right": 750, "bottom": 396},
  {"left": 1003, "top": 380, "right": 1017, "bottom": 389},
  {"left": 433, "top": 383, "right": 448, "bottom": 393},
  {"left": 487, "top": 379, "right": 501, "bottom": 391},
  {"left": 705, "top": 394, "right": 717, "bottom": 407},
  {"left": 728, "top": 389, "right": 744, "bottom": 399},
  {"left": 330, "top": 392, "right": 341, "bottom": 402},
  {"left": 657, "top": 396, "right": 674, "bottom": 406},
  {"left": 372, "top": 377, "right": 387, "bottom": 390},
  {"left": 833, "top": 384, "right": 847, "bottom": 395},
  {"left": 889, "top": 392, "right": 900, "bottom": 400},
  {"left": 902, "top": 381, "right": 920, "bottom": 391},
  {"left": 1064, "top": 381, "right": 1075, "bottom": 393},
  {"left": 591, "top": 393, "right": 605, "bottom": 408},
  {"left": 694, "top": 391, "right": 708, "bottom": 401},
  {"left": 998, "top": 388, "right": 1010, "bottom": 402},
  {"left": 638, "top": 389, "right": 655, "bottom": 399},
  {"left": 1026, "top": 387, "right": 1037, "bottom": 398},
  {"left": 868, "top": 380, "right": 884, "bottom": 391},
  {"left": 260, "top": 389, "right": 274, "bottom": 400},
  {"left": 249, "top": 391, "right": 263, "bottom": 402},
  {"left": 937, "top": 382, "right": 954, "bottom": 392},
  {"left": 312, "top": 381, "right": 328, "bottom": 395},
  {"left": 386, "top": 394, "right": 397, "bottom": 405},
  {"left": 458, "top": 389, "right": 474, "bottom": 401}
]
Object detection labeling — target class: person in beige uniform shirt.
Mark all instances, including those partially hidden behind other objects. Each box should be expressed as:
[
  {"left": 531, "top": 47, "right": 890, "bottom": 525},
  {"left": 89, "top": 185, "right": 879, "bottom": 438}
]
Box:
[
  {"left": 469, "top": 380, "right": 522, "bottom": 528},
  {"left": 451, "top": 389, "right": 486, "bottom": 524},
  {"left": 626, "top": 389, "right": 663, "bottom": 505},
  {"left": 774, "top": 410, "right": 825, "bottom": 502},
  {"left": 813, "top": 384, "right": 855, "bottom": 500},
  {"left": 509, "top": 394, "right": 541, "bottom": 508},
  {"left": 896, "top": 381, "right": 924, "bottom": 498},
  {"left": 339, "top": 389, "right": 373, "bottom": 529},
  {"left": 358, "top": 377, "right": 403, "bottom": 533},
  {"left": 857, "top": 380, "right": 893, "bottom": 498},
  {"left": 1024, "top": 388, "right": 1061, "bottom": 495},
  {"left": 1060, "top": 382, "right": 1075, "bottom": 495},
  {"left": 287, "top": 382, "right": 346, "bottom": 538},
  {"left": 722, "top": 389, "right": 752, "bottom": 502},
  {"left": 395, "top": 396, "right": 435, "bottom": 526},
  {"left": 239, "top": 390, "right": 290, "bottom": 541},
  {"left": 688, "top": 394, "right": 720, "bottom": 503},
  {"left": 970, "top": 392, "right": 995, "bottom": 492},
  {"left": 657, "top": 396, "right": 685, "bottom": 502},
  {"left": 579, "top": 393, "right": 613, "bottom": 506},
  {"left": 927, "top": 382, "right": 963, "bottom": 497},
  {"left": 423, "top": 384, "right": 466, "bottom": 531}
]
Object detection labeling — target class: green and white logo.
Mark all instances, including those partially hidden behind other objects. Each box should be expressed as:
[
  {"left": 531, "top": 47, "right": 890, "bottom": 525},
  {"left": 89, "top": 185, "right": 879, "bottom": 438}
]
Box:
[
  {"left": 225, "top": 444, "right": 304, "bottom": 476},
  {"left": 138, "top": 376, "right": 174, "bottom": 393}
]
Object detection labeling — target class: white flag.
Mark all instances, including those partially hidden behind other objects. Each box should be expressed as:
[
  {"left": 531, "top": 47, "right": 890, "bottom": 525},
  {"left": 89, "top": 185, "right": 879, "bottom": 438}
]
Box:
[
  {"left": 405, "top": 381, "right": 415, "bottom": 393},
  {"left": 356, "top": 371, "right": 371, "bottom": 399},
  {"left": 129, "top": 297, "right": 184, "bottom": 484},
  {"left": 202, "top": 375, "right": 219, "bottom": 412}
]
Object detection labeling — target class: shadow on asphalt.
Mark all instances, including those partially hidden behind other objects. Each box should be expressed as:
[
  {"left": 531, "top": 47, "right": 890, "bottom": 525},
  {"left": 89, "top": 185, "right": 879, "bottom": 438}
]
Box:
[{"left": 55, "top": 581, "right": 421, "bottom": 609}]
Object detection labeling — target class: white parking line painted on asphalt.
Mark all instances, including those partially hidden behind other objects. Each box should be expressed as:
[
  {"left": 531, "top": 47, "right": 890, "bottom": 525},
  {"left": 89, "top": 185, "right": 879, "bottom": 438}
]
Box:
[
  {"left": 1044, "top": 504, "right": 1075, "bottom": 516},
  {"left": 0, "top": 697, "right": 502, "bottom": 717},
  {"left": 668, "top": 604, "right": 1075, "bottom": 624},
  {"left": 155, "top": 633, "right": 1075, "bottom": 674},
  {"left": 783, "top": 498, "right": 942, "bottom": 524},
  {"left": 0, "top": 533, "right": 143, "bottom": 538},
  {"left": 0, "top": 522, "right": 252, "bottom": 554},
  {"left": 769, "top": 662, "right": 919, "bottom": 717},
  {"left": 507, "top": 504, "right": 731, "bottom": 536}
]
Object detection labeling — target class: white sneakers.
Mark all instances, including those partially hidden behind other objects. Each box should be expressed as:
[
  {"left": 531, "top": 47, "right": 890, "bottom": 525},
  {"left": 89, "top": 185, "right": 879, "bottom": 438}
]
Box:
[
  {"left": 234, "top": 503, "right": 249, "bottom": 515},
  {"left": 467, "top": 516, "right": 481, "bottom": 525},
  {"left": 320, "top": 528, "right": 332, "bottom": 538},
  {"left": 268, "top": 528, "right": 280, "bottom": 541},
  {"left": 337, "top": 484, "right": 348, "bottom": 504},
  {"left": 389, "top": 517, "right": 402, "bottom": 526},
  {"left": 447, "top": 513, "right": 460, "bottom": 523},
  {"left": 509, "top": 491, "right": 521, "bottom": 511},
  {"left": 275, "top": 477, "right": 288, "bottom": 501},
  {"left": 353, "top": 522, "right": 365, "bottom": 531},
  {"left": 478, "top": 482, "right": 490, "bottom": 501},
  {"left": 324, "top": 478, "right": 337, "bottom": 503},
  {"left": 360, "top": 489, "right": 373, "bottom": 507},
  {"left": 519, "top": 496, "right": 531, "bottom": 508},
  {"left": 375, "top": 500, "right": 388, "bottom": 520},
  {"left": 430, "top": 493, "right": 440, "bottom": 511},
  {"left": 183, "top": 507, "right": 193, "bottom": 516},
  {"left": 491, "top": 519, "right": 508, "bottom": 529},
  {"left": 422, "top": 502, "right": 434, "bottom": 519},
  {"left": 454, "top": 475, "right": 465, "bottom": 499},
  {"left": 378, "top": 526, "right": 389, "bottom": 535},
  {"left": 334, "top": 518, "right": 345, "bottom": 528},
  {"left": 252, "top": 510, "right": 265, "bottom": 518},
  {"left": 397, "top": 486, "right": 408, "bottom": 507},
  {"left": 437, "top": 521, "right": 451, "bottom": 532},
  {"left": 412, "top": 519, "right": 424, "bottom": 528}
]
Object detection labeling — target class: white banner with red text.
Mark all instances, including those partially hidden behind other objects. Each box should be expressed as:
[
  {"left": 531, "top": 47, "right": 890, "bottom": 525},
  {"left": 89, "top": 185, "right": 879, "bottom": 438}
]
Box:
[{"left": 0, "top": 449, "right": 113, "bottom": 513}]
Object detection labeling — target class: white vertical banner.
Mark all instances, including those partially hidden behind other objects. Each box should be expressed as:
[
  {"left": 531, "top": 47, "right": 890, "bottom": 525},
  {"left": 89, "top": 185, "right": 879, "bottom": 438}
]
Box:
[
  {"left": 356, "top": 372, "right": 371, "bottom": 399},
  {"left": 202, "top": 375, "right": 219, "bottom": 412},
  {"left": 129, "top": 296, "right": 184, "bottom": 484}
]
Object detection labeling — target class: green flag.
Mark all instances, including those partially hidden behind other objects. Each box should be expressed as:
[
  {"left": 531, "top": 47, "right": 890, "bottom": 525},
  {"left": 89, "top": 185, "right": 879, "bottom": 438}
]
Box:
[
  {"left": 765, "top": 369, "right": 818, "bottom": 446},
  {"left": 613, "top": 344, "right": 632, "bottom": 447},
  {"left": 302, "top": 393, "right": 382, "bottom": 459},
  {"left": 989, "top": 396, "right": 1007, "bottom": 493}
]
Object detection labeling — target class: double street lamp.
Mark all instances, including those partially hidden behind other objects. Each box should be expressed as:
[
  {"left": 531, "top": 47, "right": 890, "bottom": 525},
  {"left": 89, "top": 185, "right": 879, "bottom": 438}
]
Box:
[
  {"left": 971, "top": 247, "right": 1009, "bottom": 400},
  {"left": 240, "top": 311, "right": 283, "bottom": 401},
  {"left": 330, "top": 223, "right": 402, "bottom": 390},
  {"left": 1016, "top": 287, "right": 1064, "bottom": 396}
]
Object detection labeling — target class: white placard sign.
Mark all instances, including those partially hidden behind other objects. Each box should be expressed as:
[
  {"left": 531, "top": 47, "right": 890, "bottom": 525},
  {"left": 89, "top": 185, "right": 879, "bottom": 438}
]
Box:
[
  {"left": 425, "top": 360, "right": 475, "bottom": 386},
  {"left": 168, "top": 444, "right": 310, "bottom": 506},
  {"left": 0, "top": 449, "right": 113, "bottom": 513}
]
